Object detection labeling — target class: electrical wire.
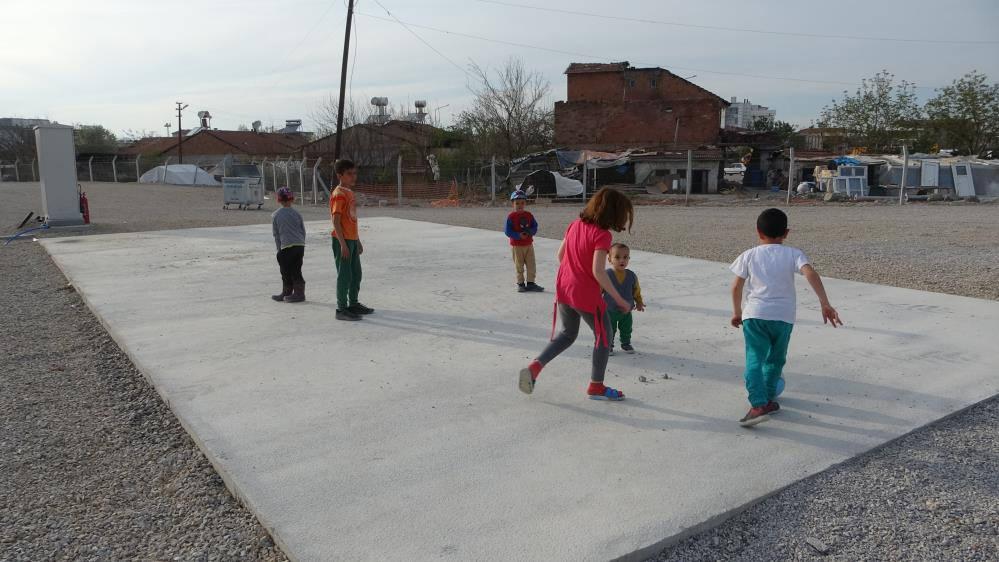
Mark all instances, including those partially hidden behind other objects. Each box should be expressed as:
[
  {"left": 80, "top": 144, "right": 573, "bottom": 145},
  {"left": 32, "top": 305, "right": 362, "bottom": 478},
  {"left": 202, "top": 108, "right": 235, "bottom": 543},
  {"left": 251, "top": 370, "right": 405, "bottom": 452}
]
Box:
[
  {"left": 474, "top": 0, "right": 999, "bottom": 45},
  {"left": 369, "top": 0, "right": 474, "bottom": 81},
  {"left": 356, "top": 11, "right": 920, "bottom": 89}
]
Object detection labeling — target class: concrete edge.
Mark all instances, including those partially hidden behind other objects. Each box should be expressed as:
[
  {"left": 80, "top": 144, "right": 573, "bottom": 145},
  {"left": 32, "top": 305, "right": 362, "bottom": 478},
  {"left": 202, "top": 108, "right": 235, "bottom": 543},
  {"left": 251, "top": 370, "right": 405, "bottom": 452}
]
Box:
[
  {"left": 39, "top": 240, "right": 299, "bottom": 562},
  {"left": 614, "top": 391, "right": 999, "bottom": 562}
]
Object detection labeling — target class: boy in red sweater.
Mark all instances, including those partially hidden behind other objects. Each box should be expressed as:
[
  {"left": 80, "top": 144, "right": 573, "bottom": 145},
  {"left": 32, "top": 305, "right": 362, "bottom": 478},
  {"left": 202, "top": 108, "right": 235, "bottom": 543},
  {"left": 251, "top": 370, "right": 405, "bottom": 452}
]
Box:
[{"left": 505, "top": 189, "right": 544, "bottom": 293}]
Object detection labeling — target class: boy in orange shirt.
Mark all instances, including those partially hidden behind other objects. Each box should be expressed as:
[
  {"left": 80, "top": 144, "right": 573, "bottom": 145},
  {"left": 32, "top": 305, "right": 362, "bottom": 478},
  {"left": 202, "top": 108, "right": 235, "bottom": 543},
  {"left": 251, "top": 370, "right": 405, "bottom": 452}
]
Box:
[{"left": 330, "top": 159, "right": 374, "bottom": 321}]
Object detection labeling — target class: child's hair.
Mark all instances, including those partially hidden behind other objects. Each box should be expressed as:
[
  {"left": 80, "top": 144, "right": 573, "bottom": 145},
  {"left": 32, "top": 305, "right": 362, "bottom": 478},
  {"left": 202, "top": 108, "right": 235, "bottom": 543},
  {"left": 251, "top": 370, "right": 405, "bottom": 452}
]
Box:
[
  {"left": 276, "top": 186, "right": 294, "bottom": 202},
  {"left": 757, "top": 208, "right": 788, "bottom": 238},
  {"left": 334, "top": 159, "right": 356, "bottom": 175},
  {"left": 580, "top": 188, "right": 633, "bottom": 232},
  {"left": 610, "top": 242, "right": 630, "bottom": 253}
]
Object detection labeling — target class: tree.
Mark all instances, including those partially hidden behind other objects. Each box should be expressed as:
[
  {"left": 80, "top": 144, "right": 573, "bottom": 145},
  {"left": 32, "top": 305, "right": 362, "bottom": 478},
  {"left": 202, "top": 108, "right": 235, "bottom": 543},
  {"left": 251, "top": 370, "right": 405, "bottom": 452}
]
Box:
[
  {"left": 925, "top": 70, "right": 999, "bottom": 156},
  {"left": 750, "top": 117, "right": 803, "bottom": 147},
  {"left": 74, "top": 124, "right": 118, "bottom": 154},
  {"left": 236, "top": 123, "right": 250, "bottom": 132},
  {"left": 455, "top": 57, "right": 554, "bottom": 162},
  {"left": 311, "top": 94, "right": 369, "bottom": 137},
  {"left": 820, "top": 70, "right": 921, "bottom": 151}
]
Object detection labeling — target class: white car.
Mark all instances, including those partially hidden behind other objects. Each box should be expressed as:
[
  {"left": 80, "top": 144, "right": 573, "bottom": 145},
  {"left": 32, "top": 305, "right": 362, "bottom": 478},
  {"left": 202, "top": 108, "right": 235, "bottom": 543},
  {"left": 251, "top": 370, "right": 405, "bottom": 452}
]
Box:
[{"left": 724, "top": 163, "right": 747, "bottom": 174}]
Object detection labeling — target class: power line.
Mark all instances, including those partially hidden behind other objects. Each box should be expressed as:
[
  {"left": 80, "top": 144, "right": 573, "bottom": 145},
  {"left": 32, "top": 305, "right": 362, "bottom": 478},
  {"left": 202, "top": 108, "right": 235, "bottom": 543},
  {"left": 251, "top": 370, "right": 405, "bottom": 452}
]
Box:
[
  {"left": 474, "top": 0, "right": 999, "bottom": 45},
  {"left": 356, "top": 11, "right": 921, "bottom": 89},
  {"left": 369, "top": 0, "right": 473, "bottom": 81}
]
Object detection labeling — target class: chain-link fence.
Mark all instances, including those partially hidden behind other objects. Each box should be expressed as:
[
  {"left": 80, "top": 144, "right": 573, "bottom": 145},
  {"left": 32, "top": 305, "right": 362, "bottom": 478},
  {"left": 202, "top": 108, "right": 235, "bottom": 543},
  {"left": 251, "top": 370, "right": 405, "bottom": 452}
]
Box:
[{"left": 2, "top": 153, "right": 517, "bottom": 207}]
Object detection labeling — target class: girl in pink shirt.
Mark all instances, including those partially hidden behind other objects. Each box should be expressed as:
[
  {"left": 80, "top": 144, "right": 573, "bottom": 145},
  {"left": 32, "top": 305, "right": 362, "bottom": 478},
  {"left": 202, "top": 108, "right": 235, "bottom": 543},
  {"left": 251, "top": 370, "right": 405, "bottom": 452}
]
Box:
[{"left": 518, "top": 188, "right": 635, "bottom": 401}]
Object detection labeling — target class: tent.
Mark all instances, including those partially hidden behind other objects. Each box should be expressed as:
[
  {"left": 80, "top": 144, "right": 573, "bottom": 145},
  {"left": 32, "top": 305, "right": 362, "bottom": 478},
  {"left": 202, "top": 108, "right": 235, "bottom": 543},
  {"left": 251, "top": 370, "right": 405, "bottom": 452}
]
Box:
[
  {"left": 518, "top": 170, "right": 584, "bottom": 198},
  {"left": 139, "top": 164, "right": 220, "bottom": 186}
]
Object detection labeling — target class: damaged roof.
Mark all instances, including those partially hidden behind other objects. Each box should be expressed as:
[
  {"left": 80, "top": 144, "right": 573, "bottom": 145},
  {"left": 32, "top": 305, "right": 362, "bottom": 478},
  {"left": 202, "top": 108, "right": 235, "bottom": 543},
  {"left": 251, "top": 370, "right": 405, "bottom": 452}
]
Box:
[{"left": 564, "top": 62, "right": 630, "bottom": 74}]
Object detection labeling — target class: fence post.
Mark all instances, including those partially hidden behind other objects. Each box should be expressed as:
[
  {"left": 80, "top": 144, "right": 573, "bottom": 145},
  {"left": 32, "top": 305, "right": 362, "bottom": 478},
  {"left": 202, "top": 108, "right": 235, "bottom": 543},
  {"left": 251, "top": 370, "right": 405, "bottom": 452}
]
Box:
[
  {"left": 299, "top": 159, "right": 305, "bottom": 201},
  {"left": 786, "top": 147, "right": 794, "bottom": 206},
  {"left": 192, "top": 159, "right": 202, "bottom": 185},
  {"left": 135, "top": 155, "right": 141, "bottom": 182},
  {"left": 312, "top": 157, "right": 322, "bottom": 204},
  {"left": 582, "top": 160, "right": 587, "bottom": 200},
  {"left": 161, "top": 157, "right": 172, "bottom": 183},
  {"left": 491, "top": 155, "right": 496, "bottom": 201},
  {"left": 685, "top": 149, "right": 693, "bottom": 205},
  {"left": 111, "top": 155, "right": 118, "bottom": 183},
  {"left": 285, "top": 155, "right": 293, "bottom": 189},
  {"left": 88, "top": 156, "right": 94, "bottom": 182},
  {"left": 14, "top": 159, "right": 20, "bottom": 182},
  {"left": 898, "top": 145, "right": 909, "bottom": 205},
  {"left": 31, "top": 158, "right": 37, "bottom": 182},
  {"left": 397, "top": 154, "right": 403, "bottom": 206}
]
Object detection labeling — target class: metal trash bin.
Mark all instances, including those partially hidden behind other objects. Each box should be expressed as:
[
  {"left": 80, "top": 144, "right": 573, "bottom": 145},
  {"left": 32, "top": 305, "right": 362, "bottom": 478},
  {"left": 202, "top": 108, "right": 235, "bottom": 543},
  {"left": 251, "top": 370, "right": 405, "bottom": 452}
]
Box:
[{"left": 222, "top": 177, "right": 264, "bottom": 210}]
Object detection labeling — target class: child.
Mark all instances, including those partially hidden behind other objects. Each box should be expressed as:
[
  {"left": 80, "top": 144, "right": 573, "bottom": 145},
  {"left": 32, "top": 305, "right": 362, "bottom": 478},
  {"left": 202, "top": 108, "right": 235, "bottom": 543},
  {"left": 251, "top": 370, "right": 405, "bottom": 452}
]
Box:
[
  {"left": 505, "top": 189, "right": 544, "bottom": 293},
  {"left": 330, "top": 159, "right": 374, "bottom": 321},
  {"left": 271, "top": 187, "right": 306, "bottom": 303},
  {"left": 730, "top": 208, "right": 842, "bottom": 427},
  {"left": 518, "top": 188, "right": 634, "bottom": 401},
  {"left": 604, "top": 243, "right": 645, "bottom": 354}
]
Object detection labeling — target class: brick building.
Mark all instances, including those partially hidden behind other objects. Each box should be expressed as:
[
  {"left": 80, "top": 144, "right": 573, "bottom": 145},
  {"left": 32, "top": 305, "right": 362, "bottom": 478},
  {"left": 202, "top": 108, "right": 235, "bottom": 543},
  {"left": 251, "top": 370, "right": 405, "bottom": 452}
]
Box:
[{"left": 554, "top": 62, "right": 730, "bottom": 150}]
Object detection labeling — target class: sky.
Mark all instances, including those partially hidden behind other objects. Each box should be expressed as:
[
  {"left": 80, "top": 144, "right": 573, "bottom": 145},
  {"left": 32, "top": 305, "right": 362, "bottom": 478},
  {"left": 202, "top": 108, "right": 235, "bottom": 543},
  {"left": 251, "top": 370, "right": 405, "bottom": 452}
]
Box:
[{"left": 4, "top": 0, "right": 999, "bottom": 137}]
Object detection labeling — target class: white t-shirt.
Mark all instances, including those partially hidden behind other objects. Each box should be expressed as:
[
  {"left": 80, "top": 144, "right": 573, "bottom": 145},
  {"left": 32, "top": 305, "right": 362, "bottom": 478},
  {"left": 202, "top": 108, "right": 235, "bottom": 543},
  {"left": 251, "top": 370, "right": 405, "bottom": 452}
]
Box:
[{"left": 729, "top": 244, "right": 811, "bottom": 324}]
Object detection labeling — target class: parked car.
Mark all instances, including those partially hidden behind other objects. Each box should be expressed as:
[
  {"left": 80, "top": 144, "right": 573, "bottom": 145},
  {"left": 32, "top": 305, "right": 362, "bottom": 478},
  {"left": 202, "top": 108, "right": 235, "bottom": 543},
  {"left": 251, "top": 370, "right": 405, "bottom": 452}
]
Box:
[{"left": 724, "top": 163, "right": 747, "bottom": 174}]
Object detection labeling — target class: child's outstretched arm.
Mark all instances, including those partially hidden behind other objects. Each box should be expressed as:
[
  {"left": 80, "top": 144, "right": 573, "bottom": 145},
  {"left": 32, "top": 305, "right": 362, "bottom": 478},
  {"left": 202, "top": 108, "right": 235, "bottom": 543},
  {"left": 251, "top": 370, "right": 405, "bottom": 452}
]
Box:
[
  {"left": 593, "top": 250, "right": 630, "bottom": 312},
  {"left": 801, "top": 264, "right": 843, "bottom": 327},
  {"left": 730, "top": 276, "right": 745, "bottom": 327},
  {"left": 557, "top": 238, "right": 566, "bottom": 262}
]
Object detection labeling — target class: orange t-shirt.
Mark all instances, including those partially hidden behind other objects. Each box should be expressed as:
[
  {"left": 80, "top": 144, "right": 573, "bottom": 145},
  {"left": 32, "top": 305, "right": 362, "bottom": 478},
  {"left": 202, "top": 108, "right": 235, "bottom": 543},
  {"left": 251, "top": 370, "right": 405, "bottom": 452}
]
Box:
[{"left": 329, "top": 186, "right": 358, "bottom": 240}]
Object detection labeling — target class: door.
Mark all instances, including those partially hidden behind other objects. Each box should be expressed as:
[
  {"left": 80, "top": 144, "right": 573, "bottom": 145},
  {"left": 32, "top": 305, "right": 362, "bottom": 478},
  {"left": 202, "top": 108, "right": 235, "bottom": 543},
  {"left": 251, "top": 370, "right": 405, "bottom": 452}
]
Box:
[
  {"left": 920, "top": 161, "right": 939, "bottom": 187},
  {"left": 952, "top": 164, "right": 975, "bottom": 197}
]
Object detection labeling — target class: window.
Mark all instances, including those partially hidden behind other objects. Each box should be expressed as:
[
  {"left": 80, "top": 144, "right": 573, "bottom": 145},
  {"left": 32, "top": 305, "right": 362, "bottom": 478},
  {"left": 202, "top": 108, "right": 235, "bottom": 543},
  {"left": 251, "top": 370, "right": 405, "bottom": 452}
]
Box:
[
  {"left": 626, "top": 78, "right": 636, "bottom": 88},
  {"left": 956, "top": 166, "right": 967, "bottom": 176},
  {"left": 650, "top": 78, "right": 658, "bottom": 88}
]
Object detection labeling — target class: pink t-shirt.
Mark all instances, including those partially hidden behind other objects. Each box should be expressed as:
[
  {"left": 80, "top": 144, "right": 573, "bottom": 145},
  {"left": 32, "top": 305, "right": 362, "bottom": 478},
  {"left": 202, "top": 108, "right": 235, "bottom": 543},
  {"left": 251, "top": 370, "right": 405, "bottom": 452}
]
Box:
[{"left": 555, "top": 219, "right": 613, "bottom": 313}]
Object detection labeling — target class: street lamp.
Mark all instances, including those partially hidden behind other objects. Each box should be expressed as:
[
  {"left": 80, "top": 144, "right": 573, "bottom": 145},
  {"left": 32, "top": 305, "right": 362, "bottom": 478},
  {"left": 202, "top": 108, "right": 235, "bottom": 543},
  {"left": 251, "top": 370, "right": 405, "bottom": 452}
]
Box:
[{"left": 433, "top": 104, "right": 450, "bottom": 126}]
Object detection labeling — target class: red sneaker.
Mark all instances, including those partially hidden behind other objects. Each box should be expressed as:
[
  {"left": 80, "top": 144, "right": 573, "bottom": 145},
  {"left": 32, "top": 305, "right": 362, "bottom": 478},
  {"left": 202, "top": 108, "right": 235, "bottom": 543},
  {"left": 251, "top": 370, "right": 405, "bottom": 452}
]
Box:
[
  {"left": 739, "top": 407, "right": 771, "bottom": 427},
  {"left": 763, "top": 401, "right": 780, "bottom": 415}
]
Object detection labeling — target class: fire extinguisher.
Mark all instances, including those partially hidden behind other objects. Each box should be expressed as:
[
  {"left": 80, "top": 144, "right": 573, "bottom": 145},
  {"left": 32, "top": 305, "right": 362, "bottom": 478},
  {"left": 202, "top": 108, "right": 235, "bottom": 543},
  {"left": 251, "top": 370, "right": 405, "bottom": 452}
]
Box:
[{"left": 79, "top": 189, "right": 91, "bottom": 225}]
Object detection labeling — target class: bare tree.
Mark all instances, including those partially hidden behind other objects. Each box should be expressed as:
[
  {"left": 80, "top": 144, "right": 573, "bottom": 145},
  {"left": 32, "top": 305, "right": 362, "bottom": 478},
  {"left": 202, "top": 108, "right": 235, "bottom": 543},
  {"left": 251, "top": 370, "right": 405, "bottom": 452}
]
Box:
[
  {"left": 455, "top": 57, "right": 554, "bottom": 162},
  {"left": 310, "top": 94, "right": 369, "bottom": 137}
]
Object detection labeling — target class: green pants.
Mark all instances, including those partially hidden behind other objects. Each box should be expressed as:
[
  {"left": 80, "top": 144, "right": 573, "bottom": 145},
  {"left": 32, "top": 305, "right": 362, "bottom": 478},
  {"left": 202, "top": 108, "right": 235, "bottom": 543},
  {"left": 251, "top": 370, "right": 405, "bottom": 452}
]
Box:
[
  {"left": 331, "top": 238, "right": 362, "bottom": 310},
  {"left": 608, "top": 309, "right": 634, "bottom": 347},
  {"left": 742, "top": 318, "right": 793, "bottom": 407}
]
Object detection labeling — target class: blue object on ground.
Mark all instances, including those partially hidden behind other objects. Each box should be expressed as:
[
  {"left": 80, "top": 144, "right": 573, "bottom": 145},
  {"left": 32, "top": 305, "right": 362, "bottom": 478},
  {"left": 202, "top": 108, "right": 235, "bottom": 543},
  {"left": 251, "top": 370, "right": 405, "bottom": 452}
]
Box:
[{"left": 776, "top": 377, "right": 785, "bottom": 397}]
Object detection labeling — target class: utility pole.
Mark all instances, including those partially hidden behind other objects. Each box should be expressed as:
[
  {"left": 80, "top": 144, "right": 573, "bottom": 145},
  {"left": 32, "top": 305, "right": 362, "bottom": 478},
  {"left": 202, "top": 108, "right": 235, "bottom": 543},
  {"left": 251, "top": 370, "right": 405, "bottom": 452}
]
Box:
[
  {"left": 334, "top": 0, "right": 354, "bottom": 161},
  {"left": 175, "top": 102, "right": 188, "bottom": 164}
]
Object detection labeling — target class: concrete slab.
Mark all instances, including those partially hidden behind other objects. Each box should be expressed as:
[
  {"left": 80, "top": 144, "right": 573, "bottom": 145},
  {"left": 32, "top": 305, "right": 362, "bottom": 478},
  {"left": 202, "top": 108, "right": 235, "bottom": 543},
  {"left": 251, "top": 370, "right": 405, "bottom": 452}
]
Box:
[{"left": 42, "top": 218, "right": 999, "bottom": 562}]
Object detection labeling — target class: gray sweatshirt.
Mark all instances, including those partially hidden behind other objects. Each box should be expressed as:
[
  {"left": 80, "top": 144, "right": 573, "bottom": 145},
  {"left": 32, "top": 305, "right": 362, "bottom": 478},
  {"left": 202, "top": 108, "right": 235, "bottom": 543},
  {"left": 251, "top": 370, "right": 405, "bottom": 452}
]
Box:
[{"left": 271, "top": 206, "right": 306, "bottom": 252}]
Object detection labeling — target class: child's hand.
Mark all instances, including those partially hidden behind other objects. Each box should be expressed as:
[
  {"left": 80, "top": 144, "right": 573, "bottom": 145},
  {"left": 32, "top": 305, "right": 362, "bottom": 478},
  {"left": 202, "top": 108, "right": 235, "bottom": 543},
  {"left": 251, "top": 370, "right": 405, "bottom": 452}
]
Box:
[
  {"left": 615, "top": 296, "right": 631, "bottom": 313},
  {"left": 730, "top": 314, "right": 742, "bottom": 328},
  {"left": 635, "top": 303, "right": 645, "bottom": 312},
  {"left": 822, "top": 304, "right": 843, "bottom": 327}
]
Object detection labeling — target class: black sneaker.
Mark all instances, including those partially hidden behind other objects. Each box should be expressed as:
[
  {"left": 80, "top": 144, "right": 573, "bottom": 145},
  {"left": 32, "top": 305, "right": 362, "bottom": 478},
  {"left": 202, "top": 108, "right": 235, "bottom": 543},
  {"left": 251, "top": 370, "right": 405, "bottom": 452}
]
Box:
[
  {"left": 526, "top": 282, "right": 545, "bottom": 292},
  {"left": 336, "top": 309, "right": 362, "bottom": 321},
  {"left": 621, "top": 343, "right": 635, "bottom": 354},
  {"left": 517, "top": 283, "right": 527, "bottom": 293},
  {"left": 348, "top": 303, "right": 374, "bottom": 315}
]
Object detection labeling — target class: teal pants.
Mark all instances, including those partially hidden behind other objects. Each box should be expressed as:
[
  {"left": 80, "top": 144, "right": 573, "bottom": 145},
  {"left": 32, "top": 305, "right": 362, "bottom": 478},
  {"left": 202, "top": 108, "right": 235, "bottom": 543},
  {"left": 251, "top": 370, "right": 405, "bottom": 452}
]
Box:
[
  {"left": 742, "top": 318, "right": 793, "bottom": 407},
  {"left": 331, "top": 239, "right": 362, "bottom": 310},
  {"left": 608, "top": 309, "right": 634, "bottom": 346}
]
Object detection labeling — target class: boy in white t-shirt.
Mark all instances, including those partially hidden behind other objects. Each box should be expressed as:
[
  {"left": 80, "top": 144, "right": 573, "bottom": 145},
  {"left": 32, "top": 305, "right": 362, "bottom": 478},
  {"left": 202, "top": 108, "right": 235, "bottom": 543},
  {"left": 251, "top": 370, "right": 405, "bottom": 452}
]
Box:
[{"left": 730, "top": 208, "right": 842, "bottom": 427}]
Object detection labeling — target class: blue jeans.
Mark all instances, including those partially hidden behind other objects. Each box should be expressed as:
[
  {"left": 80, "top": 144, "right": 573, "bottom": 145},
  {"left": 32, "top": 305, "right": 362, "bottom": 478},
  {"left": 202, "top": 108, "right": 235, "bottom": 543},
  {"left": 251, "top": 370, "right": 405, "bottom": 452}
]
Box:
[{"left": 742, "top": 319, "right": 793, "bottom": 407}]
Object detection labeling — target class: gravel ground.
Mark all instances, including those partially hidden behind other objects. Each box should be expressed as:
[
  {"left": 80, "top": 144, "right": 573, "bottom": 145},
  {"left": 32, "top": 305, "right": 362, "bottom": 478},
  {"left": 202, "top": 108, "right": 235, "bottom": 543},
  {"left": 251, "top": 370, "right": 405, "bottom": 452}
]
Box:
[
  {"left": 0, "top": 241, "right": 286, "bottom": 560},
  {"left": 2, "top": 182, "right": 997, "bottom": 560}
]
